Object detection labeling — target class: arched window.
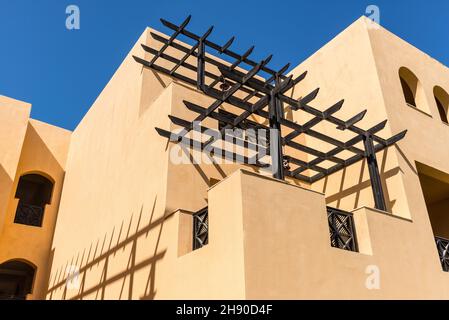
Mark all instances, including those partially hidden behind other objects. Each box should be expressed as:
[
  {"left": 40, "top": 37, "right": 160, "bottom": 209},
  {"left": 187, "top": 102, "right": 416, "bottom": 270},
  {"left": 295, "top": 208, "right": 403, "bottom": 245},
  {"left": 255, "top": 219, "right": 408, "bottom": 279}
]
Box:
[
  {"left": 0, "top": 260, "right": 36, "bottom": 300},
  {"left": 434, "top": 86, "right": 449, "bottom": 124},
  {"left": 14, "top": 174, "right": 54, "bottom": 227},
  {"left": 399, "top": 67, "right": 420, "bottom": 108}
]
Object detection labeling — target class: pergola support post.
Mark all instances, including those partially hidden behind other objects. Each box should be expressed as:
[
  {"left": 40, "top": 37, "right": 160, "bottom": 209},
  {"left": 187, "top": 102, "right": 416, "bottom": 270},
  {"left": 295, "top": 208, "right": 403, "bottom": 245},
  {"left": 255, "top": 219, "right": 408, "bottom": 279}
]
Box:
[
  {"left": 363, "top": 134, "right": 387, "bottom": 211},
  {"left": 269, "top": 81, "right": 285, "bottom": 181},
  {"left": 197, "top": 40, "right": 206, "bottom": 91}
]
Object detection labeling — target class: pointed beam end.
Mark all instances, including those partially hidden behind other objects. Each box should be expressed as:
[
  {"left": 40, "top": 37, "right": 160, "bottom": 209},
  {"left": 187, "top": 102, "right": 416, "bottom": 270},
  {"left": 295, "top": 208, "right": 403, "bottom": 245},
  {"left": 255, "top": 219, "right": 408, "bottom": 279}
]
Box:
[
  {"left": 183, "top": 100, "right": 198, "bottom": 109},
  {"left": 397, "top": 129, "right": 408, "bottom": 139},
  {"left": 326, "top": 99, "right": 345, "bottom": 115},
  {"left": 351, "top": 108, "right": 368, "bottom": 122},
  {"left": 150, "top": 31, "right": 161, "bottom": 40},
  {"left": 133, "top": 55, "right": 146, "bottom": 65},
  {"left": 264, "top": 54, "right": 274, "bottom": 65},
  {"left": 293, "top": 70, "right": 308, "bottom": 84},
  {"left": 243, "top": 45, "right": 255, "bottom": 58},
  {"left": 300, "top": 88, "right": 320, "bottom": 105},
  {"left": 167, "top": 115, "right": 179, "bottom": 124},
  {"left": 379, "top": 119, "right": 388, "bottom": 129},
  {"left": 179, "top": 15, "right": 192, "bottom": 28},
  {"left": 278, "top": 63, "right": 291, "bottom": 75},
  {"left": 387, "top": 129, "right": 408, "bottom": 145},
  {"left": 201, "top": 26, "right": 214, "bottom": 39},
  {"left": 336, "top": 108, "right": 366, "bottom": 130},
  {"left": 369, "top": 119, "right": 388, "bottom": 134},
  {"left": 220, "top": 36, "right": 235, "bottom": 53},
  {"left": 155, "top": 127, "right": 171, "bottom": 138},
  {"left": 160, "top": 14, "right": 191, "bottom": 30},
  {"left": 159, "top": 18, "right": 171, "bottom": 27},
  {"left": 155, "top": 127, "right": 182, "bottom": 143}
]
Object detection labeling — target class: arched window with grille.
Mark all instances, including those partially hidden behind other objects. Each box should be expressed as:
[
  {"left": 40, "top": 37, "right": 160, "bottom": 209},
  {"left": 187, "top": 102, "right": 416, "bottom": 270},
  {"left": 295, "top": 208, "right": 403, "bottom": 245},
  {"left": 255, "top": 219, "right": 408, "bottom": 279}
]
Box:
[
  {"left": 14, "top": 173, "right": 54, "bottom": 227},
  {"left": 0, "top": 260, "right": 36, "bottom": 300}
]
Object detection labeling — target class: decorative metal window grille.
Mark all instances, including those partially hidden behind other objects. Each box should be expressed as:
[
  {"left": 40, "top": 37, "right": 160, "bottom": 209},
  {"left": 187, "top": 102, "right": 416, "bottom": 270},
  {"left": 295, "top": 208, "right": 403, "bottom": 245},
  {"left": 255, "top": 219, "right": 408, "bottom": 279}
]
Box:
[
  {"left": 193, "top": 208, "right": 209, "bottom": 250},
  {"left": 327, "top": 207, "right": 358, "bottom": 252},
  {"left": 435, "top": 236, "right": 449, "bottom": 272},
  {"left": 14, "top": 202, "right": 45, "bottom": 227}
]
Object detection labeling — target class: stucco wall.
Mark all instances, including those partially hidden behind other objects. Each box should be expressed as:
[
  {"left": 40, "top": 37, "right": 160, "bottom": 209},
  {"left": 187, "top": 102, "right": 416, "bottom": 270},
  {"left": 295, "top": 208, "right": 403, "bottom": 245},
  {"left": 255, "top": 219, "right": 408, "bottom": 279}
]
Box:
[
  {"left": 46, "top": 24, "right": 274, "bottom": 298},
  {"left": 225, "top": 170, "right": 449, "bottom": 299},
  {"left": 47, "top": 28, "right": 177, "bottom": 299},
  {"left": 367, "top": 16, "right": 449, "bottom": 238},
  {"left": 0, "top": 96, "right": 31, "bottom": 234},
  {"left": 287, "top": 17, "right": 409, "bottom": 218},
  {"left": 0, "top": 119, "right": 71, "bottom": 299},
  {"left": 44, "top": 16, "right": 449, "bottom": 300}
]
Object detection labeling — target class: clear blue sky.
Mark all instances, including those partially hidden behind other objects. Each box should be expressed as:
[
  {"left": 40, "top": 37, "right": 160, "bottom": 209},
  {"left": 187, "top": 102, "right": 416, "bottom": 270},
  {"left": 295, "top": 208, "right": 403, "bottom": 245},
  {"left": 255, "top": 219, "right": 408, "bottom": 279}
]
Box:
[{"left": 0, "top": 0, "right": 448, "bottom": 130}]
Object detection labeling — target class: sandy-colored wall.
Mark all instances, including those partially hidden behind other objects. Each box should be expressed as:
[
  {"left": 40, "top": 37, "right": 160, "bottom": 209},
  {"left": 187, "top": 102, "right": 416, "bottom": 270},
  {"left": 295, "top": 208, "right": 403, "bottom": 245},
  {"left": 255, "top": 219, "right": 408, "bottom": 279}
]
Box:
[
  {"left": 0, "top": 119, "right": 71, "bottom": 299},
  {"left": 237, "top": 16, "right": 449, "bottom": 298},
  {"left": 287, "top": 17, "right": 409, "bottom": 218},
  {"left": 47, "top": 28, "right": 176, "bottom": 299},
  {"left": 221, "top": 170, "right": 449, "bottom": 299},
  {"left": 47, "top": 26, "right": 256, "bottom": 299},
  {"left": 0, "top": 96, "right": 31, "bottom": 233},
  {"left": 44, "top": 27, "right": 242, "bottom": 300},
  {"left": 154, "top": 171, "right": 247, "bottom": 299},
  {"left": 366, "top": 16, "right": 449, "bottom": 235},
  {"left": 45, "top": 16, "right": 449, "bottom": 300}
]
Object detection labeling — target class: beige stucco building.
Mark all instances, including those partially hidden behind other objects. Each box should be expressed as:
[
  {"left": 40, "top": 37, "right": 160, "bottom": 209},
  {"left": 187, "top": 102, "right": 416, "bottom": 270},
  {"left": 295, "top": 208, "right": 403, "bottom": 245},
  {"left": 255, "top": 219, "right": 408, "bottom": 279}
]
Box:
[{"left": 1, "top": 16, "right": 449, "bottom": 300}]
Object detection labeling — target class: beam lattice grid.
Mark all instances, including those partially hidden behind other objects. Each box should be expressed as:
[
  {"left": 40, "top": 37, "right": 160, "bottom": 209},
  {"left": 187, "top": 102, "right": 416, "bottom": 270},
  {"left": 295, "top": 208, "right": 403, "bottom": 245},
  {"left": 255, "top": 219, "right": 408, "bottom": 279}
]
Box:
[{"left": 133, "top": 15, "right": 407, "bottom": 211}]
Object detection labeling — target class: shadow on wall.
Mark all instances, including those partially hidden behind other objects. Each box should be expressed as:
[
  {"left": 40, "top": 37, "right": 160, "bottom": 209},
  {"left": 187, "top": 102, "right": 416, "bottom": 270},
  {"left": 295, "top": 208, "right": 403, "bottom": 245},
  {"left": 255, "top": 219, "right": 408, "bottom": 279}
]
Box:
[
  {"left": 0, "top": 165, "right": 13, "bottom": 231},
  {"left": 22, "top": 124, "right": 66, "bottom": 175},
  {"left": 323, "top": 147, "right": 403, "bottom": 213},
  {"left": 46, "top": 197, "right": 170, "bottom": 300},
  {"left": 180, "top": 146, "right": 235, "bottom": 188},
  {"left": 0, "top": 165, "right": 12, "bottom": 191},
  {"left": 13, "top": 123, "right": 67, "bottom": 299},
  {"left": 417, "top": 163, "right": 449, "bottom": 240}
]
